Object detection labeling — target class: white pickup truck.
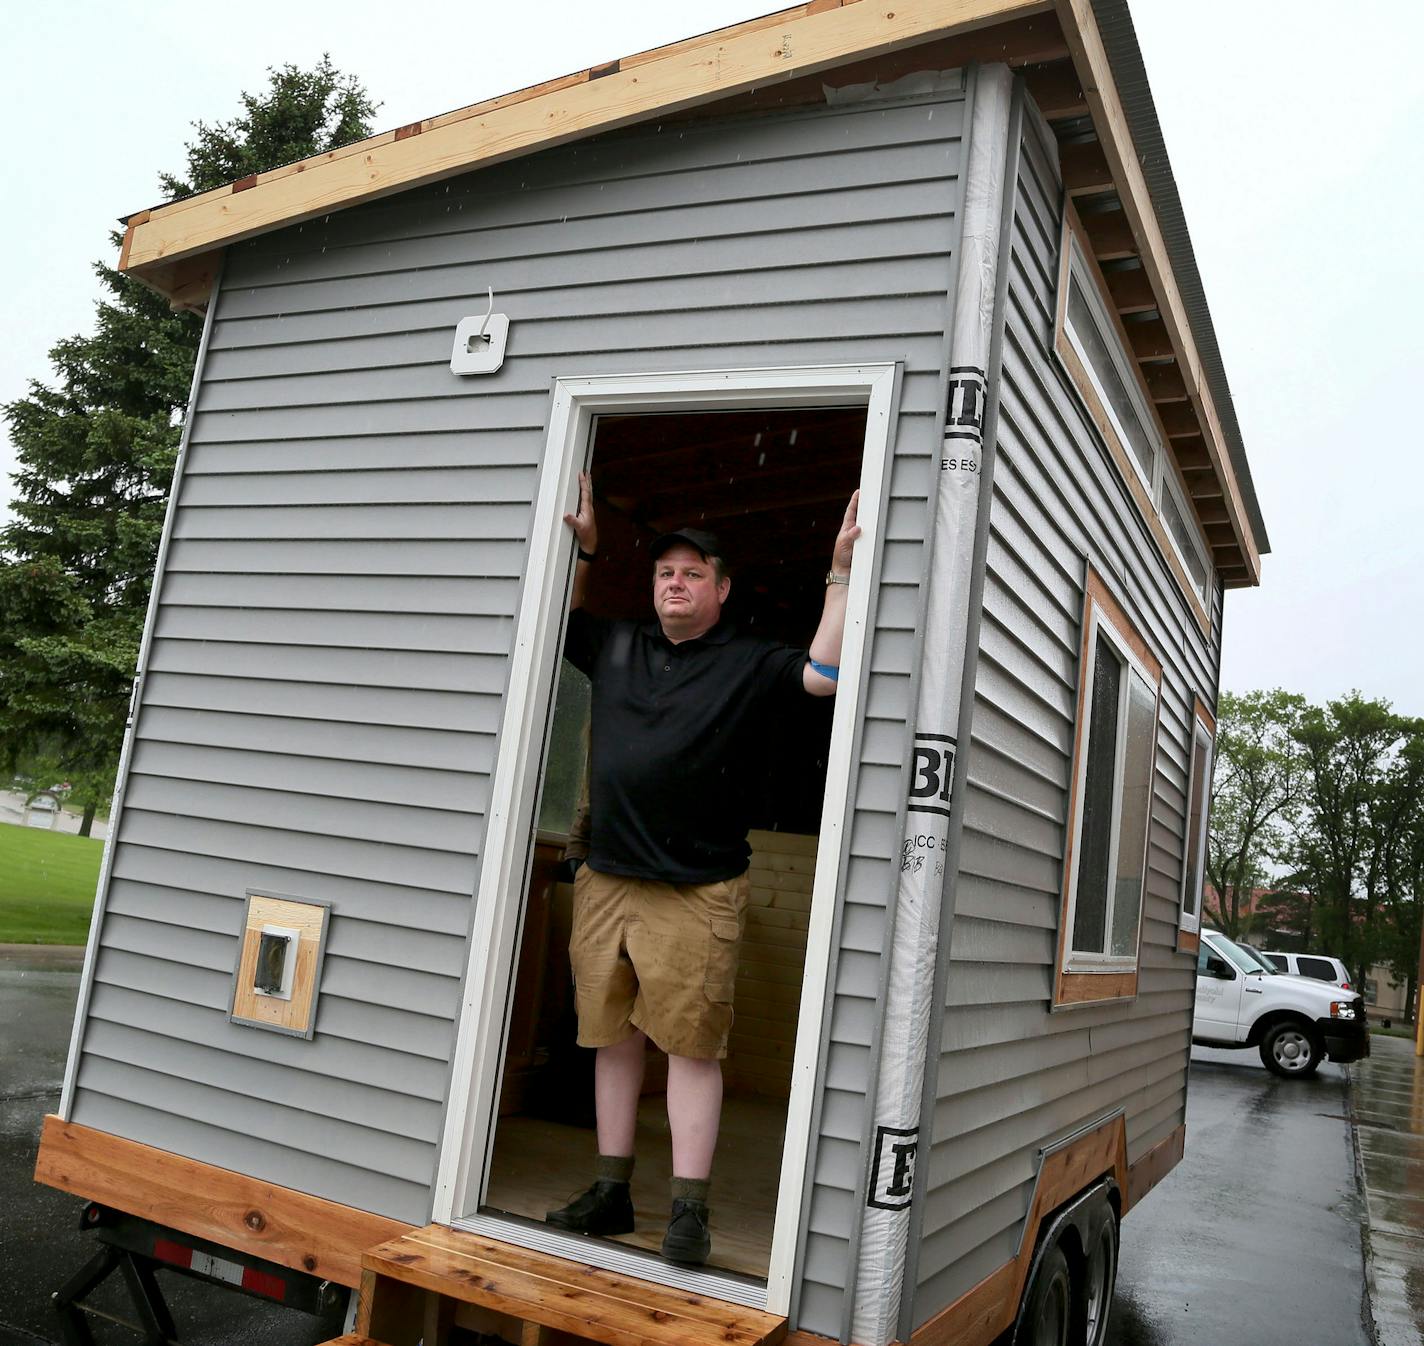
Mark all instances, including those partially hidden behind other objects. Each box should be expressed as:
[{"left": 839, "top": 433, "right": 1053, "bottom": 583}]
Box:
[{"left": 1193, "top": 929, "right": 1369, "bottom": 1078}]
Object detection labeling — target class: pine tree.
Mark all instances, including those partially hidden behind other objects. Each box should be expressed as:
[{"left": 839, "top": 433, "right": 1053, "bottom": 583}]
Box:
[{"left": 1, "top": 59, "right": 376, "bottom": 834}]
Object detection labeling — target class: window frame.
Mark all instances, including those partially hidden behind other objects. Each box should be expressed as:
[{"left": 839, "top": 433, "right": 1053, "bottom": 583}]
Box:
[
  {"left": 1053, "top": 207, "right": 1215, "bottom": 631},
  {"left": 1177, "top": 696, "right": 1216, "bottom": 951},
  {"left": 1054, "top": 566, "right": 1164, "bottom": 1007}
]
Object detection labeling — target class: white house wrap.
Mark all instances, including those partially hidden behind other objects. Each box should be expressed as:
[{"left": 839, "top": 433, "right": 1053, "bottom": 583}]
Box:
[{"left": 852, "top": 63, "right": 1014, "bottom": 1346}]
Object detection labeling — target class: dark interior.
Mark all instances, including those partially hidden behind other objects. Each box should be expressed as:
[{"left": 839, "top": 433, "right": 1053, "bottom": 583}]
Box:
[{"left": 482, "top": 404, "right": 867, "bottom": 1278}]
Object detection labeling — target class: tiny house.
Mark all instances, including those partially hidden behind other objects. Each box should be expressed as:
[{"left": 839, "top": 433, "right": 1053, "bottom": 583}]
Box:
[{"left": 36, "top": 2, "right": 1269, "bottom": 1343}]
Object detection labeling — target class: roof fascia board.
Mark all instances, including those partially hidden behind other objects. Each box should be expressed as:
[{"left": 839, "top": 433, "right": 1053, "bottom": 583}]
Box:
[
  {"left": 1054, "top": 0, "right": 1261, "bottom": 580},
  {"left": 121, "top": 0, "right": 1044, "bottom": 276}
]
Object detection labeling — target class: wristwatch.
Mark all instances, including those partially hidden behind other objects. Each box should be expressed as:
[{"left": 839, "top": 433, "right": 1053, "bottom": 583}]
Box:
[{"left": 825, "top": 570, "right": 850, "bottom": 586}]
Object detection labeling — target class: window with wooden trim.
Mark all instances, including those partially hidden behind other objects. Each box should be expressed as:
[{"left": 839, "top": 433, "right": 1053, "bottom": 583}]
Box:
[
  {"left": 1054, "top": 214, "right": 1214, "bottom": 622},
  {"left": 1056, "top": 570, "right": 1163, "bottom": 1005},
  {"left": 1179, "top": 699, "right": 1216, "bottom": 940}
]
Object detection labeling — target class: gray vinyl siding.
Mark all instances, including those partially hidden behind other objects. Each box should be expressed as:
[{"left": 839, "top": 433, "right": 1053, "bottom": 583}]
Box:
[
  {"left": 68, "top": 86, "right": 967, "bottom": 1294},
  {"left": 911, "top": 96, "right": 1217, "bottom": 1325}
]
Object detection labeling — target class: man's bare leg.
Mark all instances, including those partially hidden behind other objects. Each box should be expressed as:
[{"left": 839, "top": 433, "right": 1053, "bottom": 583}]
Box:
[
  {"left": 595, "top": 1029, "right": 648, "bottom": 1157},
  {"left": 666, "top": 1054, "right": 722, "bottom": 1180}
]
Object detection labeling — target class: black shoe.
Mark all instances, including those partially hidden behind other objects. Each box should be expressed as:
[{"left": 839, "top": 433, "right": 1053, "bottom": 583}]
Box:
[
  {"left": 545, "top": 1180, "right": 635, "bottom": 1236},
  {"left": 661, "top": 1198, "right": 711, "bottom": 1265}
]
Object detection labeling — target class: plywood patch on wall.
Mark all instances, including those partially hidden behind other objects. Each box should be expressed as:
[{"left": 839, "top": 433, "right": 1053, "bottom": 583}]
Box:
[
  {"left": 229, "top": 892, "right": 331, "bottom": 1038},
  {"left": 726, "top": 830, "right": 817, "bottom": 1097}
]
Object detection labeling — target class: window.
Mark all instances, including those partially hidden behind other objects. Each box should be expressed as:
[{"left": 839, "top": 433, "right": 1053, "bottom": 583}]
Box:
[
  {"left": 1055, "top": 215, "right": 1215, "bottom": 620},
  {"left": 1056, "top": 569, "right": 1163, "bottom": 1005},
  {"left": 1263, "top": 953, "right": 1287, "bottom": 972},
  {"left": 1178, "top": 698, "right": 1215, "bottom": 942},
  {"left": 1298, "top": 957, "right": 1338, "bottom": 983}
]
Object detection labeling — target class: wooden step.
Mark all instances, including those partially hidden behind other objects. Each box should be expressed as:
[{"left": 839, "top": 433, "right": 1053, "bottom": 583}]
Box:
[{"left": 359, "top": 1224, "right": 787, "bottom": 1346}]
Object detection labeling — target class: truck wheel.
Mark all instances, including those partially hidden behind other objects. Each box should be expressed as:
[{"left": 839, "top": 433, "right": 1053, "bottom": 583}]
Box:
[
  {"left": 1259, "top": 1021, "right": 1322, "bottom": 1078},
  {"left": 1019, "top": 1243, "right": 1072, "bottom": 1346},
  {"left": 1081, "top": 1211, "right": 1118, "bottom": 1346}
]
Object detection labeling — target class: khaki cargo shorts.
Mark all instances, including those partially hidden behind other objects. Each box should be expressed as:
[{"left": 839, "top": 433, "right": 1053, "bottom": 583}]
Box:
[{"left": 570, "top": 865, "right": 750, "bottom": 1060}]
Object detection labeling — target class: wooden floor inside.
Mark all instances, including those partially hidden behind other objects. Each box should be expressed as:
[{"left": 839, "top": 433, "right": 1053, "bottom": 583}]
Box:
[{"left": 485, "top": 1092, "right": 787, "bottom": 1279}]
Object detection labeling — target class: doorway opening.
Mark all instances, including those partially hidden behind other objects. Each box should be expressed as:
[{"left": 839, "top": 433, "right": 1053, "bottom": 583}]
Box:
[{"left": 479, "top": 404, "right": 868, "bottom": 1281}]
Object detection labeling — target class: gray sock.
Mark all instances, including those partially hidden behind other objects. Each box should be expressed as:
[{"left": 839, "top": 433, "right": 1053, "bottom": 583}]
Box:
[
  {"left": 670, "top": 1176, "right": 710, "bottom": 1204},
  {"left": 596, "top": 1153, "right": 634, "bottom": 1184}
]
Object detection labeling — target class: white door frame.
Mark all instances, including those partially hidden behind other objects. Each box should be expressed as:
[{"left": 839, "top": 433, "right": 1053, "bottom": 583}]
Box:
[{"left": 432, "top": 362, "right": 898, "bottom": 1315}]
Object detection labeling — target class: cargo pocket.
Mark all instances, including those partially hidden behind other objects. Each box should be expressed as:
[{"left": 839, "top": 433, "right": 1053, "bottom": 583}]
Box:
[{"left": 704, "top": 917, "right": 742, "bottom": 1004}]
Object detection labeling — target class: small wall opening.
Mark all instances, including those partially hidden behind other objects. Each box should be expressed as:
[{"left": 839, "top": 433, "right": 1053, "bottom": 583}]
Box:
[{"left": 481, "top": 403, "right": 867, "bottom": 1279}]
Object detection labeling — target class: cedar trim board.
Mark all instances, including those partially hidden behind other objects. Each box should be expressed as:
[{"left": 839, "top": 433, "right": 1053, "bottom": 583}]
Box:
[
  {"left": 119, "top": 0, "right": 1044, "bottom": 278},
  {"left": 1053, "top": 0, "right": 1260, "bottom": 583},
  {"left": 909, "top": 1113, "right": 1131, "bottom": 1346},
  {"left": 1051, "top": 565, "right": 1160, "bottom": 1009},
  {"left": 33, "top": 1116, "right": 412, "bottom": 1289},
  {"left": 358, "top": 1224, "right": 787, "bottom": 1346}
]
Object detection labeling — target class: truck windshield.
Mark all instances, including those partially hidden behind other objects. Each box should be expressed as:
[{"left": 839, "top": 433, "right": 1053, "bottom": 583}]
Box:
[
  {"left": 1210, "top": 935, "right": 1267, "bottom": 975},
  {"left": 1235, "top": 942, "right": 1277, "bottom": 974}
]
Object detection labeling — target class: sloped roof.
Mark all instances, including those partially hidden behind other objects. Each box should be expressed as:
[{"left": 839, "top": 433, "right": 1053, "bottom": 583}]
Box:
[{"left": 117, "top": 0, "right": 1265, "bottom": 581}]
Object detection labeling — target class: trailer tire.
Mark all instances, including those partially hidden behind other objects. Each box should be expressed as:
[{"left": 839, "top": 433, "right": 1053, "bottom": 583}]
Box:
[
  {"left": 1020, "top": 1243, "right": 1072, "bottom": 1346},
  {"left": 1080, "top": 1209, "right": 1118, "bottom": 1346}
]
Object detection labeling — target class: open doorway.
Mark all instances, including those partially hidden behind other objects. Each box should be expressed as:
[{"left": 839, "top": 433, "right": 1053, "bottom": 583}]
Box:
[{"left": 480, "top": 405, "right": 868, "bottom": 1280}]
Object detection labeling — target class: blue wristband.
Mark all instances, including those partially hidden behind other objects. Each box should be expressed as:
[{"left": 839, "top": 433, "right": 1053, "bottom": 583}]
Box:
[{"left": 809, "top": 659, "right": 840, "bottom": 683}]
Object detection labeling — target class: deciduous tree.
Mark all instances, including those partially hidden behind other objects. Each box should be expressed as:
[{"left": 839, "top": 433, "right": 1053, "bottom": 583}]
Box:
[
  {"left": 1, "top": 59, "right": 375, "bottom": 834},
  {"left": 1205, "top": 689, "right": 1305, "bottom": 938}
]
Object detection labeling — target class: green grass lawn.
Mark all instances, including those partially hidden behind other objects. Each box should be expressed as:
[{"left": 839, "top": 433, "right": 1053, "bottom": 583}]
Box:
[{"left": 0, "top": 822, "right": 103, "bottom": 944}]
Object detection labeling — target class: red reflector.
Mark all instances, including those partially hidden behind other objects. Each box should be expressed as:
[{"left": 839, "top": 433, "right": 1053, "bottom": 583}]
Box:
[
  {"left": 242, "top": 1267, "right": 287, "bottom": 1302},
  {"left": 152, "top": 1238, "right": 194, "bottom": 1269}
]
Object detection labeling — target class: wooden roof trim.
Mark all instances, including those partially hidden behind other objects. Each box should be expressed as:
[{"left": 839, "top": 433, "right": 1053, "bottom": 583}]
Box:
[
  {"left": 1054, "top": 0, "right": 1260, "bottom": 582},
  {"left": 120, "top": 0, "right": 1045, "bottom": 280}
]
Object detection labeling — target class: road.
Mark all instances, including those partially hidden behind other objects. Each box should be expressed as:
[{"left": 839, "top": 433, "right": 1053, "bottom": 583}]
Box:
[
  {"left": 1, "top": 949, "right": 1375, "bottom": 1344},
  {"left": 0, "top": 946, "right": 336, "bottom": 1346},
  {"left": 1105, "top": 1044, "right": 1370, "bottom": 1346}
]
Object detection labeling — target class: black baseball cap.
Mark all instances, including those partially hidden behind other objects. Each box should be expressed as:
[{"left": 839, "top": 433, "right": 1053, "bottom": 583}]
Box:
[{"left": 650, "top": 527, "right": 725, "bottom": 566}]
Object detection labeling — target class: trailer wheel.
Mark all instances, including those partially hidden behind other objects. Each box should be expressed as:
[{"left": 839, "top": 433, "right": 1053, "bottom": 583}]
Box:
[
  {"left": 1081, "top": 1210, "right": 1118, "bottom": 1346},
  {"left": 1020, "top": 1243, "right": 1072, "bottom": 1346},
  {"left": 1259, "top": 1021, "right": 1322, "bottom": 1078}
]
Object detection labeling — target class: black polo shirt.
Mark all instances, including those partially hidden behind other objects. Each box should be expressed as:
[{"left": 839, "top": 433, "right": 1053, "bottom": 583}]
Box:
[{"left": 563, "top": 608, "right": 810, "bottom": 884}]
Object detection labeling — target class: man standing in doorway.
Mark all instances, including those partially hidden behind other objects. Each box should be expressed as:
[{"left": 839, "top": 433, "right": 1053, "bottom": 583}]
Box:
[{"left": 546, "top": 472, "right": 861, "bottom": 1265}]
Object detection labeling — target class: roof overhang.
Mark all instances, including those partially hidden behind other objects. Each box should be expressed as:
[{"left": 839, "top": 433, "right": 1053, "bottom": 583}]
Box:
[{"left": 118, "top": 0, "right": 1265, "bottom": 585}]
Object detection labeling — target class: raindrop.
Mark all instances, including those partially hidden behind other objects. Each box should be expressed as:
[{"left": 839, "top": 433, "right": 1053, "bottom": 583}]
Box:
[
  {"left": 789, "top": 429, "right": 798, "bottom": 445},
  {"left": 753, "top": 432, "right": 762, "bottom": 447},
  {"left": 758, "top": 452, "right": 766, "bottom": 466}
]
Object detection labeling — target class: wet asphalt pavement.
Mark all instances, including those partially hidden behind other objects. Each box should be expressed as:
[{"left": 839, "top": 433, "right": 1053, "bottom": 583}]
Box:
[
  {"left": 1353, "top": 1035, "right": 1424, "bottom": 1346},
  {"left": 0, "top": 946, "right": 339, "bottom": 1346},
  {"left": 1105, "top": 1044, "right": 1370, "bottom": 1346},
  {"left": 0, "top": 947, "right": 1402, "bottom": 1344}
]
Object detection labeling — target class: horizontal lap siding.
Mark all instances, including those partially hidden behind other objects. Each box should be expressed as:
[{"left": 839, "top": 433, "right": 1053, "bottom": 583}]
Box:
[
  {"left": 913, "top": 101, "right": 1215, "bottom": 1324},
  {"left": 70, "top": 93, "right": 964, "bottom": 1266}
]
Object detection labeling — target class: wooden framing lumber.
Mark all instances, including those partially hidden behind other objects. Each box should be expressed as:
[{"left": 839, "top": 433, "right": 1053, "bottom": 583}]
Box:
[
  {"left": 1055, "top": 0, "right": 1259, "bottom": 582},
  {"left": 1059, "top": 139, "right": 1111, "bottom": 196},
  {"left": 33, "top": 1116, "right": 412, "bottom": 1288},
  {"left": 1103, "top": 265, "right": 1156, "bottom": 315},
  {"left": 358, "top": 1225, "right": 787, "bottom": 1346},
  {"left": 1020, "top": 58, "right": 1086, "bottom": 118},
  {"left": 1125, "top": 317, "right": 1173, "bottom": 361},
  {"left": 120, "top": 0, "right": 1046, "bottom": 279}
]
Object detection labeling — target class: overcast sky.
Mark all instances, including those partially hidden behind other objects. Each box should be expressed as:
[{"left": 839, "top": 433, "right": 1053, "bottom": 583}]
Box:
[{"left": 3, "top": 1, "right": 1420, "bottom": 713}]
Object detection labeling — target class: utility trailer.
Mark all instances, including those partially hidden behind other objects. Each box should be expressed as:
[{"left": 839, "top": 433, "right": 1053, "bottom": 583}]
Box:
[{"left": 35, "top": 2, "right": 1268, "bottom": 1343}]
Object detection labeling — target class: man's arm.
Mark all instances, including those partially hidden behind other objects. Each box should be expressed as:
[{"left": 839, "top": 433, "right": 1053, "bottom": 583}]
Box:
[
  {"left": 804, "top": 490, "right": 861, "bottom": 697},
  {"left": 564, "top": 470, "right": 598, "bottom": 610}
]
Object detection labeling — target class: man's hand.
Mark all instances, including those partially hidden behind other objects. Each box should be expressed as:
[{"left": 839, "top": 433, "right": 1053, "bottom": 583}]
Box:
[
  {"left": 830, "top": 489, "right": 861, "bottom": 575},
  {"left": 564, "top": 471, "right": 599, "bottom": 557}
]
